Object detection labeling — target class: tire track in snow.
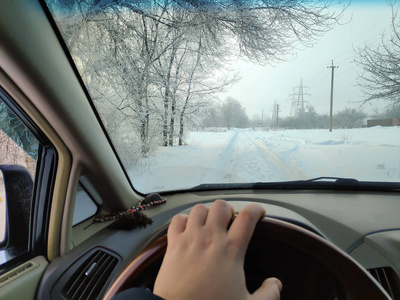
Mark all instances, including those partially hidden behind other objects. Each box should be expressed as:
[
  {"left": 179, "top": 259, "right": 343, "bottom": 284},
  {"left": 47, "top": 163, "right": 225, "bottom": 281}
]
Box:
[
  {"left": 238, "top": 131, "right": 289, "bottom": 181},
  {"left": 204, "top": 130, "right": 240, "bottom": 183},
  {"left": 244, "top": 131, "right": 307, "bottom": 181},
  {"left": 252, "top": 131, "right": 306, "bottom": 156},
  {"left": 203, "top": 130, "right": 306, "bottom": 184}
]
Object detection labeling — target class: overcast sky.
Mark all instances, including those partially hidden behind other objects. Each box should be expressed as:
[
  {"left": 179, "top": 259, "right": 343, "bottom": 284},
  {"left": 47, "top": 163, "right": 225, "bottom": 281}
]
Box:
[{"left": 218, "top": 2, "right": 393, "bottom": 119}]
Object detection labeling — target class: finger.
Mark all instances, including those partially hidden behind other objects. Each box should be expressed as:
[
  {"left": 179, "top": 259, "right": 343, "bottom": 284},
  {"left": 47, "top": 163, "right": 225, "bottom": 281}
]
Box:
[
  {"left": 186, "top": 204, "right": 209, "bottom": 229},
  {"left": 252, "top": 278, "right": 282, "bottom": 300},
  {"left": 227, "top": 203, "right": 265, "bottom": 257},
  {"left": 168, "top": 214, "right": 188, "bottom": 238},
  {"left": 206, "top": 200, "right": 235, "bottom": 232}
]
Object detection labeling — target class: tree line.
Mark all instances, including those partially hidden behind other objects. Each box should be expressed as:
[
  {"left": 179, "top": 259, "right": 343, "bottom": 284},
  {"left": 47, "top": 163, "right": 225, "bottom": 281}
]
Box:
[
  {"left": 202, "top": 101, "right": 369, "bottom": 130},
  {"left": 276, "top": 106, "right": 367, "bottom": 129}
]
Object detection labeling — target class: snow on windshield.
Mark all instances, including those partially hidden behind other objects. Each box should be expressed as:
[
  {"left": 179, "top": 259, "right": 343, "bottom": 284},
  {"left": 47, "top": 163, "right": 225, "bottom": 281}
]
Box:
[{"left": 45, "top": 1, "right": 400, "bottom": 192}]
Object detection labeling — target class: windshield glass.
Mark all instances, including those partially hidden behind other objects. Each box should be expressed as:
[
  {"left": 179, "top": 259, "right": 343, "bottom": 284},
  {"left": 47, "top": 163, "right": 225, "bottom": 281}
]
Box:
[{"left": 46, "top": 0, "right": 399, "bottom": 193}]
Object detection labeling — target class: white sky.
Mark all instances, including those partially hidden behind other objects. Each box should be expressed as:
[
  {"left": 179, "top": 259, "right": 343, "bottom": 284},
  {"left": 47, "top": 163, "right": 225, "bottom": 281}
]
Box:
[{"left": 218, "top": 2, "right": 393, "bottom": 119}]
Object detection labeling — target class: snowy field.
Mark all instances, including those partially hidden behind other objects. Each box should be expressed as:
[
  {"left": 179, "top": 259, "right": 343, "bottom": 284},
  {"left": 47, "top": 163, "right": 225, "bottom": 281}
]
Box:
[{"left": 129, "top": 127, "right": 400, "bottom": 193}]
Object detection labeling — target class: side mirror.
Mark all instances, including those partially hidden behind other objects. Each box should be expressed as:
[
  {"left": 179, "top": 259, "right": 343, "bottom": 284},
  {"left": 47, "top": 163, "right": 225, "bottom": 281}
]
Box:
[{"left": 0, "top": 165, "right": 33, "bottom": 259}]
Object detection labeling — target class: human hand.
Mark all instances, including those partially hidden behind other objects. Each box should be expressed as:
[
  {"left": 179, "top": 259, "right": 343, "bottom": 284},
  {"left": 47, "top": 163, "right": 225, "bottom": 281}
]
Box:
[{"left": 153, "top": 200, "right": 282, "bottom": 300}]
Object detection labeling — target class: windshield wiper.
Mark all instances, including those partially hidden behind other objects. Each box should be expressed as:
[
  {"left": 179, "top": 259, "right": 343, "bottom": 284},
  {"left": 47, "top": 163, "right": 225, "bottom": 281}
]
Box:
[
  {"left": 304, "top": 177, "right": 360, "bottom": 185},
  {"left": 254, "top": 177, "right": 400, "bottom": 191},
  {"left": 189, "top": 177, "right": 400, "bottom": 192}
]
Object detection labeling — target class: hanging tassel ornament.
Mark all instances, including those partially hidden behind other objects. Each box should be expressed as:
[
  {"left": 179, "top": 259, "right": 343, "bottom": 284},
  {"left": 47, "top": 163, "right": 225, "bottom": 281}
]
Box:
[{"left": 86, "top": 193, "right": 166, "bottom": 230}]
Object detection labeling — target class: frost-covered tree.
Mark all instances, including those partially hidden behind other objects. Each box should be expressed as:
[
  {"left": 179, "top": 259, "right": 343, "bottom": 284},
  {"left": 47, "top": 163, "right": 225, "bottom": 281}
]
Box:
[
  {"left": 202, "top": 105, "right": 222, "bottom": 128},
  {"left": 334, "top": 108, "right": 367, "bottom": 128},
  {"left": 220, "top": 97, "right": 249, "bottom": 129},
  {"left": 47, "top": 0, "right": 344, "bottom": 156},
  {"left": 382, "top": 102, "right": 400, "bottom": 118},
  {"left": 280, "top": 105, "right": 328, "bottom": 129},
  {"left": 356, "top": 3, "right": 400, "bottom": 109}
]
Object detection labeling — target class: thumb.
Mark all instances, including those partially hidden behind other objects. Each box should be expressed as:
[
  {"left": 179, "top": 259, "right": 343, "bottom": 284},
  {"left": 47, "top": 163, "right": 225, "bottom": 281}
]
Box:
[{"left": 251, "top": 277, "right": 282, "bottom": 300}]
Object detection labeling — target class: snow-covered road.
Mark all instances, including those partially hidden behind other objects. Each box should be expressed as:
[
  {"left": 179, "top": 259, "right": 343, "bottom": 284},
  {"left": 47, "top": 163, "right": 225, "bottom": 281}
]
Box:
[
  {"left": 204, "top": 130, "right": 291, "bottom": 182},
  {"left": 203, "top": 130, "right": 304, "bottom": 183},
  {"left": 129, "top": 127, "right": 400, "bottom": 193}
]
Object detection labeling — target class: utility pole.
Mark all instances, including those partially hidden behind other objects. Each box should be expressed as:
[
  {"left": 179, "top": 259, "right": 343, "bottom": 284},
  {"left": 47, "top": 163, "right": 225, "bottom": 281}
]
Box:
[
  {"left": 328, "top": 60, "right": 338, "bottom": 132},
  {"left": 276, "top": 104, "right": 280, "bottom": 126},
  {"left": 272, "top": 101, "right": 280, "bottom": 127},
  {"left": 261, "top": 109, "right": 264, "bottom": 128}
]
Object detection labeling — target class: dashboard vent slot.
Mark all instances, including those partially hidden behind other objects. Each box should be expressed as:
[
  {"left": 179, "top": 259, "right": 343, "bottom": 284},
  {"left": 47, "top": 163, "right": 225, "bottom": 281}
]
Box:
[
  {"left": 368, "top": 267, "right": 400, "bottom": 299},
  {"left": 63, "top": 250, "right": 119, "bottom": 300},
  {"left": 0, "top": 261, "right": 35, "bottom": 287}
]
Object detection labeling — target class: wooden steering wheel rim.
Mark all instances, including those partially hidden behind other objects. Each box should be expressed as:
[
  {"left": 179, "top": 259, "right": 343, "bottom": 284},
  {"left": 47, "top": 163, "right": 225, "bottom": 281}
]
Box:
[{"left": 104, "top": 217, "right": 390, "bottom": 300}]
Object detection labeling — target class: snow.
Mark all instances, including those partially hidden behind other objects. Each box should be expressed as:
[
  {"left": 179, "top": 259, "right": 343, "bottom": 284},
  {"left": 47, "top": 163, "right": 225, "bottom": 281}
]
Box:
[{"left": 128, "top": 127, "right": 400, "bottom": 193}]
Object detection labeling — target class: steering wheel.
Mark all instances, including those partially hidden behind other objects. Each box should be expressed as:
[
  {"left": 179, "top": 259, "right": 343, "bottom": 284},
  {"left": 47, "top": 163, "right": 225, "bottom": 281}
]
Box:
[{"left": 104, "top": 217, "right": 390, "bottom": 299}]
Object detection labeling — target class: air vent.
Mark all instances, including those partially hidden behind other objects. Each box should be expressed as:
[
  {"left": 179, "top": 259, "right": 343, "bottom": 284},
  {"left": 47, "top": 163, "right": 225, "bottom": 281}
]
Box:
[
  {"left": 0, "top": 261, "right": 36, "bottom": 287},
  {"left": 368, "top": 267, "right": 400, "bottom": 299},
  {"left": 63, "top": 250, "right": 119, "bottom": 300}
]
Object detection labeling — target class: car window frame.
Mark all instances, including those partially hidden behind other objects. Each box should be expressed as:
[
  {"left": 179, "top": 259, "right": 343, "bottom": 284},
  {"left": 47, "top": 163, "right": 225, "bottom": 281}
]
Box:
[
  {"left": 0, "top": 85, "right": 57, "bottom": 275},
  {"left": 72, "top": 182, "right": 98, "bottom": 226}
]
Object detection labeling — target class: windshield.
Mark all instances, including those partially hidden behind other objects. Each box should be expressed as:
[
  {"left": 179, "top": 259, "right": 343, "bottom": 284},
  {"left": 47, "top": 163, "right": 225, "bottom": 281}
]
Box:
[{"left": 46, "top": 0, "right": 399, "bottom": 193}]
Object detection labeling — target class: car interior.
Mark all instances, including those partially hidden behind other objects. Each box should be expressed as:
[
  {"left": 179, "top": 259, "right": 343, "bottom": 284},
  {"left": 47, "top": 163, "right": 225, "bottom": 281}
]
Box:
[{"left": 0, "top": 0, "right": 399, "bottom": 299}]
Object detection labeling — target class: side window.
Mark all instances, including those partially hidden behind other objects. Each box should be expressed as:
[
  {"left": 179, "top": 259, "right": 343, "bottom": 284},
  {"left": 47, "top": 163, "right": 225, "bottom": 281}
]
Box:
[
  {"left": 0, "top": 172, "right": 6, "bottom": 244},
  {"left": 0, "top": 100, "right": 39, "bottom": 266},
  {"left": 73, "top": 183, "right": 97, "bottom": 226}
]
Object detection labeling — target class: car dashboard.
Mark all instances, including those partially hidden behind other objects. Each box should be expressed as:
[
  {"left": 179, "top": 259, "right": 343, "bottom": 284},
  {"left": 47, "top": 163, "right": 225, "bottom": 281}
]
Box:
[{"left": 36, "top": 189, "right": 400, "bottom": 299}]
